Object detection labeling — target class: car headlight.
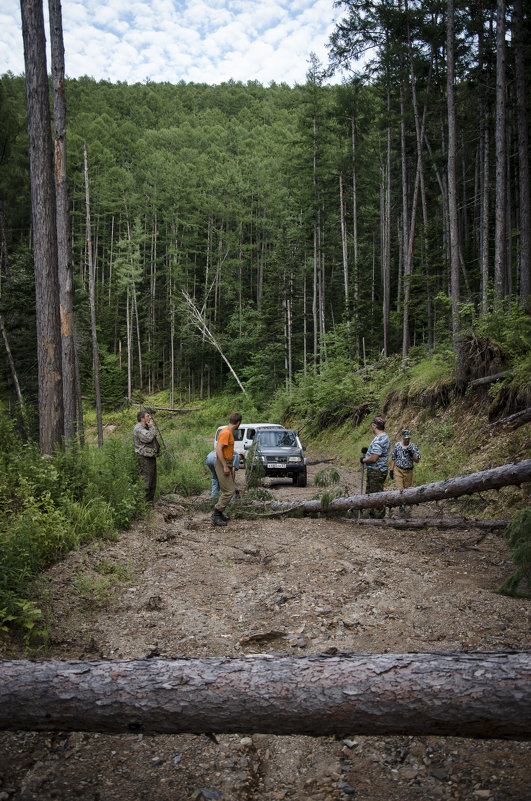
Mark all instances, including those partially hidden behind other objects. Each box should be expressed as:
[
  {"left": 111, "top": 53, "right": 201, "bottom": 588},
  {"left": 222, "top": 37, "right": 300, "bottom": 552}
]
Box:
[{"left": 288, "top": 456, "right": 302, "bottom": 462}]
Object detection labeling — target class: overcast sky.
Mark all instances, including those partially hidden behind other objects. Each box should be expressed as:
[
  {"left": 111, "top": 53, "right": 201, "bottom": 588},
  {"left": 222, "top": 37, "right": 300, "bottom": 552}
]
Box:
[{"left": 1, "top": 0, "right": 343, "bottom": 86}]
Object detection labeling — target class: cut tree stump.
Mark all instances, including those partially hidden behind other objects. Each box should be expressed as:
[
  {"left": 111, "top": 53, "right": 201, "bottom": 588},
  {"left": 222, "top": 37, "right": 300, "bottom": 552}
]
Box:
[
  {"left": 1, "top": 652, "right": 530, "bottom": 739},
  {"left": 268, "top": 459, "right": 531, "bottom": 514}
]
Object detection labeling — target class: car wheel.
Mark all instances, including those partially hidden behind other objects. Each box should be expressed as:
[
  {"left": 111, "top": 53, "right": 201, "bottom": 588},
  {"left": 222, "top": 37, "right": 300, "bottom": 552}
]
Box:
[{"left": 296, "top": 468, "right": 307, "bottom": 488}]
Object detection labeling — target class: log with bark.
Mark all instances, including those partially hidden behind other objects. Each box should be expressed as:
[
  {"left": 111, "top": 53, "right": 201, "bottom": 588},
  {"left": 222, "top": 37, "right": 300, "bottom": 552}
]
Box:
[
  {"left": 481, "top": 407, "right": 531, "bottom": 432},
  {"left": 1, "top": 652, "right": 529, "bottom": 739},
  {"left": 469, "top": 370, "right": 513, "bottom": 387},
  {"left": 344, "top": 517, "right": 509, "bottom": 531},
  {"left": 132, "top": 404, "right": 200, "bottom": 413},
  {"left": 268, "top": 459, "right": 531, "bottom": 514}
]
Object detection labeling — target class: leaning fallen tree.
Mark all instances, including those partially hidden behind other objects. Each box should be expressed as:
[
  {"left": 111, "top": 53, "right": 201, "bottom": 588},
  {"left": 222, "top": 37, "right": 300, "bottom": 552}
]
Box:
[
  {"left": 268, "top": 459, "right": 531, "bottom": 514},
  {"left": 0, "top": 652, "right": 529, "bottom": 739}
]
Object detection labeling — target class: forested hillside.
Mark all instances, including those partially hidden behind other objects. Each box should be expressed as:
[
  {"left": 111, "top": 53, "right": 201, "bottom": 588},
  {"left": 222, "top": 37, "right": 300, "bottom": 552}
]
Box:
[{"left": 0, "top": 0, "right": 530, "bottom": 443}]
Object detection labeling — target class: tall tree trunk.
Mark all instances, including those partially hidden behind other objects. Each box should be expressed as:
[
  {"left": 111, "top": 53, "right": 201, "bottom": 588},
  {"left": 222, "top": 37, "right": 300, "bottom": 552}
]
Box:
[
  {"left": 446, "top": 0, "right": 461, "bottom": 355},
  {"left": 312, "top": 223, "right": 318, "bottom": 368},
  {"left": 351, "top": 106, "right": 359, "bottom": 356},
  {"left": 384, "top": 83, "right": 392, "bottom": 356},
  {"left": 48, "top": 0, "right": 78, "bottom": 444},
  {"left": 83, "top": 141, "right": 103, "bottom": 447},
  {"left": 339, "top": 173, "right": 350, "bottom": 332},
  {"left": 0, "top": 315, "right": 30, "bottom": 438},
  {"left": 480, "top": 114, "right": 490, "bottom": 314},
  {"left": 399, "top": 69, "right": 410, "bottom": 360},
  {"left": 20, "top": 0, "right": 64, "bottom": 454},
  {"left": 0, "top": 196, "right": 9, "bottom": 289},
  {"left": 512, "top": 0, "right": 530, "bottom": 303},
  {"left": 494, "top": 0, "right": 507, "bottom": 300}
]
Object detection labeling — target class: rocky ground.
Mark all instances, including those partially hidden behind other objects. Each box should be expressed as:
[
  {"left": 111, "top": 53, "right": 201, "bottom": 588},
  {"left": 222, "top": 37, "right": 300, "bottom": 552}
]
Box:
[{"left": 0, "top": 456, "right": 530, "bottom": 801}]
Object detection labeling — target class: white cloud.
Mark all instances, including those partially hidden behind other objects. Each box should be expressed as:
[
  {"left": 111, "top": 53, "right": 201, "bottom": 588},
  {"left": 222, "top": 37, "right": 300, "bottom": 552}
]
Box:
[{"left": 1, "top": 0, "right": 340, "bottom": 85}]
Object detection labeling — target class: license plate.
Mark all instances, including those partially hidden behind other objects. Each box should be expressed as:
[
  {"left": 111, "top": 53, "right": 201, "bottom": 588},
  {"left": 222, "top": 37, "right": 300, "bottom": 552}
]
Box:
[{"left": 267, "top": 463, "right": 286, "bottom": 469}]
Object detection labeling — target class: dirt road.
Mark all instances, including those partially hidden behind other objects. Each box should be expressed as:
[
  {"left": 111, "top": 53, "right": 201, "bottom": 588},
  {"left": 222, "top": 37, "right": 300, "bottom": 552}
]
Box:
[{"left": 1, "top": 457, "right": 530, "bottom": 800}]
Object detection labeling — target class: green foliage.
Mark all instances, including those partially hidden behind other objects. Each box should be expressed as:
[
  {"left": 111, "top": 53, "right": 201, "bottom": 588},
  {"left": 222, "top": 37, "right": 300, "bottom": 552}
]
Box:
[
  {"left": 95, "top": 350, "right": 128, "bottom": 410},
  {"left": 497, "top": 509, "right": 531, "bottom": 597},
  {"left": 271, "top": 358, "right": 369, "bottom": 430},
  {"left": 0, "top": 419, "right": 144, "bottom": 639},
  {"left": 244, "top": 442, "right": 266, "bottom": 489},
  {"left": 383, "top": 351, "right": 455, "bottom": 403},
  {"left": 93, "top": 558, "right": 132, "bottom": 581},
  {"left": 73, "top": 574, "right": 116, "bottom": 610},
  {"left": 0, "top": 599, "right": 46, "bottom": 645},
  {"left": 472, "top": 302, "right": 531, "bottom": 366},
  {"left": 314, "top": 467, "right": 341, "bottom": 487},
  {"left": 157, "top": 441, "right": 210, "bottom": 497},
  {"left": 314, "top": 489, "right": 343, "bottom": 511}
]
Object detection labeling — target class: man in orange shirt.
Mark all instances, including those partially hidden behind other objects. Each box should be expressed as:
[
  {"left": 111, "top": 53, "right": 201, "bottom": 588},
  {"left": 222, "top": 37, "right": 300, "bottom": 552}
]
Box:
[{"left": 212, "top": 412, "right": 242, "bottom": 526}]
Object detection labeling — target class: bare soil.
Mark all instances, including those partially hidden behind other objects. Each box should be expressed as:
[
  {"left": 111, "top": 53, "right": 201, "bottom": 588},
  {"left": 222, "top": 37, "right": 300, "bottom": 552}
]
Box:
[{"left": 1, "top": 456, "right": 530, "bottom": 801}]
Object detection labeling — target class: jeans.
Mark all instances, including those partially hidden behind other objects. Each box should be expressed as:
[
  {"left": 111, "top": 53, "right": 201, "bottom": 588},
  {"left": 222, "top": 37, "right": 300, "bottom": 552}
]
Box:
[{"left": 207, "top": 450, "right": 240, "bottom": 497}]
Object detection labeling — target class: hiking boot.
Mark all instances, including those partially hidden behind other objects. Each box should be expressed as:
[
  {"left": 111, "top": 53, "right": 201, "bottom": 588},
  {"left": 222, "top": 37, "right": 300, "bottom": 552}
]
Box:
[
  {"left": 211, "top": 509, "right": 227, "bottom": 526},
  {"left": 220, "top": 511, "right": 230, "bottom": 522}
]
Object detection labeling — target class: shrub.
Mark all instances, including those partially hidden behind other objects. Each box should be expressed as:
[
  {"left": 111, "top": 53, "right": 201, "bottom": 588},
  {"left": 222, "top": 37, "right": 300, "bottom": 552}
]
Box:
[
  {"left": 497, "top": 509, "right": 531, "bottom": 597},
  {"left": 314, "top": 467, "right": 340, "bottom": 487}
]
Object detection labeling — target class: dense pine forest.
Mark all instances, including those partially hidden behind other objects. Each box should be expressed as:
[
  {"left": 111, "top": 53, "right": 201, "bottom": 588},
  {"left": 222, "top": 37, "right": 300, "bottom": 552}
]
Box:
[{"left": 0, "top": 0, "right": 530, "bottom": 449}]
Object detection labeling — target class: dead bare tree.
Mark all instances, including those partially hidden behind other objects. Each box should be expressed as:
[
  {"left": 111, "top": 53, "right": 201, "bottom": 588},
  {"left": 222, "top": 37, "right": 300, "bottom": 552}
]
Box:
[
  {"left": 83, "top": 141, "right": 103, "bottom": 447},
  {"left": 182, "top": 290, "right": 247, "bottom": 395}
]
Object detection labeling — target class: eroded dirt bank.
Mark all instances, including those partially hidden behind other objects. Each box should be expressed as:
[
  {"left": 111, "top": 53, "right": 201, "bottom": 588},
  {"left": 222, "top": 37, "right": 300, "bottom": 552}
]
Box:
[{"left": 1, "top": 457, "right": 530, "bottom": 801}]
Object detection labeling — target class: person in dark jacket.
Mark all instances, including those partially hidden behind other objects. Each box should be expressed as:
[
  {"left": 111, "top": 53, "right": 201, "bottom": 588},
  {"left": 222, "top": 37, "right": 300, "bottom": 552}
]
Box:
[{"left": 132, "top": 410, "right": 160, "bottom": 503}]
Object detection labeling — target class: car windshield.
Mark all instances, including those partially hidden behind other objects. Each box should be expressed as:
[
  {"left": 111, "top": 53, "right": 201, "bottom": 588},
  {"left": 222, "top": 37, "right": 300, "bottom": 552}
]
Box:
[{"left": 255, "top": 430, "right": 297, "bottom": 448}]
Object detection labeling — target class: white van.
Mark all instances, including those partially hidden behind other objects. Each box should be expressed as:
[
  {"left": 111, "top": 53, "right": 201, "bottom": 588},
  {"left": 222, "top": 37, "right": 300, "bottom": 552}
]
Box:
[{"left": 214, "top": 423, "right": 285, "bottom": 465}]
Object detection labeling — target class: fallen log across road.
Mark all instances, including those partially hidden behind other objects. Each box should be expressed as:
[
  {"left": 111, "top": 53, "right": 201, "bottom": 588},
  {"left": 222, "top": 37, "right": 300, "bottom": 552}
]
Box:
[
  {"left": 267, "top": 459, "right": 531, "bottom": 514},
  {"left": 345, "top": 517, "right": 509, "bottom": 530},
  {"left": 1, "top": 652, "right": 530, "bottom": 739}
]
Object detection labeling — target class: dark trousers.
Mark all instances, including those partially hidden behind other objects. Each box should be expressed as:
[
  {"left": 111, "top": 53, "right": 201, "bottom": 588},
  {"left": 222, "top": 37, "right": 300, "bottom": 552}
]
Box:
[
  {"left": 366, "top": 467, "right": 387, "bottom": 518},
  {"left": 137, "top": 455, "right": 157, "bottom": 503}
]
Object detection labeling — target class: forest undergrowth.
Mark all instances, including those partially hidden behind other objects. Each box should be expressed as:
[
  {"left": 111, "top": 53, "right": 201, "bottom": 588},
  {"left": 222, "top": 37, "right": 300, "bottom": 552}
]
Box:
[{"left": 1, "top": 335, "right": 530, "bottom": 643}]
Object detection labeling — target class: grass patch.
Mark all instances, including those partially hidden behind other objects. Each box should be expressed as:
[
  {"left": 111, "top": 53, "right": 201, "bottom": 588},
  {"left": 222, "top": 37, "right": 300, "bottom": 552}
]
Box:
[{"left": 314, "top": 467, "right": 340, "bottom": 487}]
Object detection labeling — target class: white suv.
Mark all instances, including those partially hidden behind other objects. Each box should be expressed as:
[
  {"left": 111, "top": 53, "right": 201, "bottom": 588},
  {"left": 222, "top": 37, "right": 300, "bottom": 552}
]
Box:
[{"left": 214, "top": 423, "right": 285, "bottom": 465}]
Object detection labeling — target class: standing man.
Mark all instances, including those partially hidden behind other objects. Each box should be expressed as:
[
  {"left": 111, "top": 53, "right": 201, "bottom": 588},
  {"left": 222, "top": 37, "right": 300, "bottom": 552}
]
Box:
[
  {"left": 360, "top": 416, "right": 390, "bottom": 518},
  {"left": 133, "top": 410, "right": 160, "bottom": 504},
  {"left": 390, "top": 429, "right": 421, "bottom": 489},
  {"left": 212, "top": 412, "right": 242, "bottom": 526}
]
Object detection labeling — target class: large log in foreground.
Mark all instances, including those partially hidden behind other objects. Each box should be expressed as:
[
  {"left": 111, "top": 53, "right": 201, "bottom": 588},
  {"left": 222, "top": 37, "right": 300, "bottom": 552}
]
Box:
[
  {"left": 1, "top": 652, "right": 530, "bottom": 739},
  {"left": 268, "top": 459, "right": 531, "bottom": 514}
]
